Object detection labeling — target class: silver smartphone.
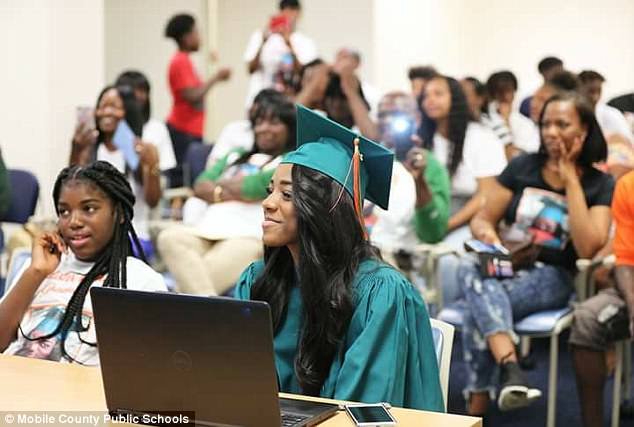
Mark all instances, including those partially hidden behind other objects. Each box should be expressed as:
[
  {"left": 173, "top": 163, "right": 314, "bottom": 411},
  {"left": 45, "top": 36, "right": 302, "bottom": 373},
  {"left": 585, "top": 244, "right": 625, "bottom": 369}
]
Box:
[{"left": 344, "top": 403, "right": 397, "bottom": 426}]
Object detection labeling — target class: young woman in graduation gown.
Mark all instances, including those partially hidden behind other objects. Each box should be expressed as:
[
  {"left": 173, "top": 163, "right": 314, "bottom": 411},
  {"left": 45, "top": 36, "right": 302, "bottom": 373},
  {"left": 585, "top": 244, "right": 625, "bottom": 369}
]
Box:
[{"left": 234, "top": 105, "right": 444, "bottom": 412}]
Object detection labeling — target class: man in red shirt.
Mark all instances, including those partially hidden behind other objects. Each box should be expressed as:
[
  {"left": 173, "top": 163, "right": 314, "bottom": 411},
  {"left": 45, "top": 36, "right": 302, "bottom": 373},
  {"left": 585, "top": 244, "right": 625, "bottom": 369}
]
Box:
[{"left": 164, "top": 14, "right": 231, "bottom": 184}]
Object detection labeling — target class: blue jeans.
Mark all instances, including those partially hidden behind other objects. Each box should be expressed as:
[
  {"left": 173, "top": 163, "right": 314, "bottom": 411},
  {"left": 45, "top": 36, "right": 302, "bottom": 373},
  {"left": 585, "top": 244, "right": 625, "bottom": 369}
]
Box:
[{"left": 458, "top": 257, "right": 573, "bottom": 395}]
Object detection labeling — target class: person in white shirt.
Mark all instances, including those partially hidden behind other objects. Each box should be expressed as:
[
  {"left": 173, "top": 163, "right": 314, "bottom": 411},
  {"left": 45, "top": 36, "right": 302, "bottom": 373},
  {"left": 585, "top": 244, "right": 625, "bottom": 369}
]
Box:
[
  {"left": 419, "top": 75, "right": 507, "bottom": 236},
  {"left": 0, "top": 162, "right": 166, "bottom": 365},
  {"left": 461, "top": 77, "right": 515, "bottom": 155},
  {"left": 579, "top": 70, "right": 634, "bottom": 144},
  {"left": 243, "top": 0, "right": 317, "bottom": 107},
  {"left": 486, "top": 70, "right": 540, "bottom": 157},
  {"left": 70, "top": 84, "right": 175, "bottom": 258}
]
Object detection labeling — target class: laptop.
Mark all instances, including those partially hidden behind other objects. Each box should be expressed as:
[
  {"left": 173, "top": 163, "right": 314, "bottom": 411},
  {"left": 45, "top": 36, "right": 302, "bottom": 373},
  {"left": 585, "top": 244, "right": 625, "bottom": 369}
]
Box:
[{"left": 90, "top": 287, "right": 339, "bottom": 427}]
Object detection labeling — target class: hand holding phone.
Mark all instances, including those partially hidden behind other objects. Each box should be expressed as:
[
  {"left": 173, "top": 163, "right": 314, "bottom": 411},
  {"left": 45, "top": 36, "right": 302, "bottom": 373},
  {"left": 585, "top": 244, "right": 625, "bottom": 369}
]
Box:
[
  {"left": 269, "top": 14, "right": 289, "bottom": 34},
  {"left": 344, "top": 403, "right": 396, "bottom": 426},
  {"left": 73, "top": 106, "right": 97, "bottom": 150}
]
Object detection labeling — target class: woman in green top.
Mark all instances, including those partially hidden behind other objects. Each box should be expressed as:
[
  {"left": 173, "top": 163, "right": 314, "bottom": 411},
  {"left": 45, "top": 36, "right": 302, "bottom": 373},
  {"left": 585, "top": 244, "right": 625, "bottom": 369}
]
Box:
[
  {"left": 157, "top": 93, "right": 296, "bottom": 296},
  {"left": 235, "top": 105, "right": 444, "bottom": 411}
]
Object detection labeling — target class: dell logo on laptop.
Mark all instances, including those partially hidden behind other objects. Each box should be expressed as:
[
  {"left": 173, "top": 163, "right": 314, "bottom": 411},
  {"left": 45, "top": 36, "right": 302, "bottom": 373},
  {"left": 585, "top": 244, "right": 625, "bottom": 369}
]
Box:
[{"left": 171, "top": 350, "right": 192, "bottom": 372}]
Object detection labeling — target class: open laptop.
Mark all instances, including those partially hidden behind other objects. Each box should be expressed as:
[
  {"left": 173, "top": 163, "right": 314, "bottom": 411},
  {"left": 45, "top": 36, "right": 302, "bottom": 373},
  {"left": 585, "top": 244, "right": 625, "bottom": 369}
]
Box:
[{"left": 90, "top": 287, "right": 339, "bottom": 427}]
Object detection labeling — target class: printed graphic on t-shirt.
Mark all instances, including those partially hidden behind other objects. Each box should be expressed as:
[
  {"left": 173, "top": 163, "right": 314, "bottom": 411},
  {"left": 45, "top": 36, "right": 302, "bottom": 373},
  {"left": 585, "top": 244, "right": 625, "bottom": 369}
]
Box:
[
  {"left": 13, "top": 305, "right": 93, "bottom": 362},
  {"left": 509, "top": 188, "right": 569, "bottom": 250}
]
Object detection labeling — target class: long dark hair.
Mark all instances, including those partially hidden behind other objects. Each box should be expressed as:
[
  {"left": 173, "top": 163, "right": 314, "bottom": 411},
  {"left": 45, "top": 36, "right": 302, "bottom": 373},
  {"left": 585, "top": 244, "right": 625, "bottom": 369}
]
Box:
[
  {"left": 250, "top": 165, "right": 381, "bottom": 395},
  {"left": 537, "top": 91, "right": 607, "bottom": 169},
  {"left": 19, "top": 161, "right": 144, "bottom": 363},
  {"left": 115, "top": 70, "right": 152, "bottom": 124},
  {"left": 234, "top": 94, "right": 296, "bottom": 165},
  {"left": 95, "top": 85, "right": 144, "bottom": 144},
  {"left": 418, "top": 76, "right": 470, "bottom": 177}
]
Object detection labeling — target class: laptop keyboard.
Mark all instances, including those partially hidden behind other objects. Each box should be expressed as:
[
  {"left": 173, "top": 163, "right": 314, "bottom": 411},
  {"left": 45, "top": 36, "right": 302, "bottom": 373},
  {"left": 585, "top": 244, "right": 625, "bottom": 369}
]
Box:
[{"left": 280, "top": 413, "right": 310, "bottom": 427}]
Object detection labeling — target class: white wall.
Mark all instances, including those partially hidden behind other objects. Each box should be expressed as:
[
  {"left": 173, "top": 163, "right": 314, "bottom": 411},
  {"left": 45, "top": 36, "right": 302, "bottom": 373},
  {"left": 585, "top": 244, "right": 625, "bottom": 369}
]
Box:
[
  {"left": 104, "top": 0, "right": 208, "bottom": 126},
  {"left": 374, "top": 0, "right": 634, "bottom": 101},
  {"left": 0, "top": 0, "right": 105, "bottom": 215},
  {"left": 1, "top": 0, "right": 632, "bottom": 217}
]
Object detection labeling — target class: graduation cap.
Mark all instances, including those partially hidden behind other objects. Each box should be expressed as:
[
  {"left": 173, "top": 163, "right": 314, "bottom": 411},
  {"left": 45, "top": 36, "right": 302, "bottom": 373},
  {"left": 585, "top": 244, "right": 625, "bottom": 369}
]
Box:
[{"left": 282, "top": 105, "right": 394, "bottom": 238}]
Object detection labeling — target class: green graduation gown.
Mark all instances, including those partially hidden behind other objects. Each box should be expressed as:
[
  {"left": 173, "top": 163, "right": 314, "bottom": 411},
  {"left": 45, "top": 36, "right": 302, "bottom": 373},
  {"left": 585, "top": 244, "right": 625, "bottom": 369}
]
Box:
[{"left": 234, "top": 259, "right": 444, "bottom": 412}]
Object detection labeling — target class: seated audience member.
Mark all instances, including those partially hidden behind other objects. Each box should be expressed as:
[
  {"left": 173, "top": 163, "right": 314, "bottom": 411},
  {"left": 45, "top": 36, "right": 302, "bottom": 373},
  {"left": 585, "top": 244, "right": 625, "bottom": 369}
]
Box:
[
  {"left": 487, "top": 70, "right": 539, "bottom": 155},
  {"left": 370, "top": 92, "right": 450, "bottom": 260},
  {"left": 419, "top": 75, "right": 507, "bottom": 244},
  {"left": 570, "top": 169, "right": 634, "bottom": 427},
  {"left": 207, "top": 89, "right": 285, "bottom": 164},
  {"left": 235, "top": 105, "right": 444, "bottom": 411},
  {"left": 70, "top": 85, "right": 169, "bottom": 258},
  {"left": 165, "top": 13, "right": 231, "bottom": 185},
  {"left": 295, "top": 60, "right": 378, "bottom": 140},
  {"left": 408, "top": 65, "right": 439, "bottom": 100},
  {"left": 519, "top": 56, "right": 564, "bottom": 118},
  {"left": 0, "top": 147, "right": 9, "bottom": 218},
  {"left": 529, "top": 70, "right": 581, "bottom": 126},
  {"left": 460, "top": 92, "right": 613, "bottom": 415},
  {"left": 0, "top": 162, "right": 166, "bottom": 365},
  {"left": 244, "top": 0, "right": 317, "bottom": 106},
  {"left": 579, "top": 70, "right": 634, "bottom": 144},
  {"left": 333, "top": 47, "right": 380, "bottom": 114},
  {"left": 461, "top": 77, "right": 515, "bottom": 159},
  {"left": 157, "top": 95, "right": 296, "bottom": 296}
]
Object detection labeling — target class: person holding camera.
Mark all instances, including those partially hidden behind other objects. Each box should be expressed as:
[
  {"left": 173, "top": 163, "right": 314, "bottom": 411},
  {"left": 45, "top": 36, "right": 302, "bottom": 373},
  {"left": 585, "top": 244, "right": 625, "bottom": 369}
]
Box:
[
  {"left": 370, "top": 92, "right": 451, "bottom": 256},
  {"left": 458, "top": 91, "right": 614, "bottom": 415},
  {"left": 244, "top": 0, "right": 317, "bottom": 106},
  {"left": 570, "top": 169, "right": 634, "bottom": 427}
]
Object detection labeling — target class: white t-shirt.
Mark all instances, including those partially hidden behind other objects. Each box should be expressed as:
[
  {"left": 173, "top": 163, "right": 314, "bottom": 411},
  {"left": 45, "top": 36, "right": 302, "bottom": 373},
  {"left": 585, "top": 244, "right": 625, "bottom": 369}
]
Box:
[
  {"left": 488, "top": 102, "right": 540, "bottom": 153},
  {"left": 596, "top": 103, "right": 634, "bottom": 144},
  {"left": 208, "top": 120, "right": 254, "bottom": 166},
  {"left": 243, "top": 30, "right": 317, "bottom": 107},
  {"left": 432, "top": 122, "right": 507, "bottom": 196},
  {"left": 96, "top": 119, "right": 177, "bottom": 239},
  {"left": 3, "top": 253, "right": 166, "bottom": 366},
  {"left": 371, "top": 162, "right": 419, "bottom": 251}
]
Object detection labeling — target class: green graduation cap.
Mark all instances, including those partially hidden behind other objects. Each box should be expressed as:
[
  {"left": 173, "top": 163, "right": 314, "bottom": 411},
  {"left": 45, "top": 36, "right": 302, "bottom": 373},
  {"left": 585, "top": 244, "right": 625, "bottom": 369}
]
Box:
[{"left": 282, "top": 105, "right": 394, "bottom": 236}]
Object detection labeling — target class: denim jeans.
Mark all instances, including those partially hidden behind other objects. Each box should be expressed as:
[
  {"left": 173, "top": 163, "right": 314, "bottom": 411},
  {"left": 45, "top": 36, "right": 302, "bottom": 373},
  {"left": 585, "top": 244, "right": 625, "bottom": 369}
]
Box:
[{"left": 457, "top": 256, "right": 573, "bottom": 396}]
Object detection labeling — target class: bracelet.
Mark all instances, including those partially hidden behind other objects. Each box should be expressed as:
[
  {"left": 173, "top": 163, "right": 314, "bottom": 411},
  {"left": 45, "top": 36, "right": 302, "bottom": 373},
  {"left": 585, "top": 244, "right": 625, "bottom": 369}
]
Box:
[{"left": 213, "top": 185, "right": 224, "bottom": 203}]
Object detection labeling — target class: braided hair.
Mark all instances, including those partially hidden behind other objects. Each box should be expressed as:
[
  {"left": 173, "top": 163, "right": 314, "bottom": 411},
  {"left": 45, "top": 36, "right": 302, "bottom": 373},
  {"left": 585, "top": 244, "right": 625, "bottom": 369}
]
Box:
[{"left": 19, "top": 161, "right": 145, "bottom": 363}]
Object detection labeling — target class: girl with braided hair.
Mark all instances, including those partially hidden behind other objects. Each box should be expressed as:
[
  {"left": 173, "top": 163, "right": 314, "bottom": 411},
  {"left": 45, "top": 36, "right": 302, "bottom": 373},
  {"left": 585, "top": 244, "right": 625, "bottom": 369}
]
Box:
[{"left": 0, "top": 161, "right": 166, "bottom": 365}]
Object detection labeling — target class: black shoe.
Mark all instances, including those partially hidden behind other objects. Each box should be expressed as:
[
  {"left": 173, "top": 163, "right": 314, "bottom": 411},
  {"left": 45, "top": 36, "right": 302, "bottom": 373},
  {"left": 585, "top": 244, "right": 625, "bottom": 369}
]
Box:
[{"left": 497, "top": 361, "right": 542, "bottom": 411}]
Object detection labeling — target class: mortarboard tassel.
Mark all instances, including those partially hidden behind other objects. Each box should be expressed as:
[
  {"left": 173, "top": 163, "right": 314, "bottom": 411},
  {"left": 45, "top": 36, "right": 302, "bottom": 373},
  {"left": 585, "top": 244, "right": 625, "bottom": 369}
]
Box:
[{"left": 352, "top": 137, "right": 368, "bottom": 240}]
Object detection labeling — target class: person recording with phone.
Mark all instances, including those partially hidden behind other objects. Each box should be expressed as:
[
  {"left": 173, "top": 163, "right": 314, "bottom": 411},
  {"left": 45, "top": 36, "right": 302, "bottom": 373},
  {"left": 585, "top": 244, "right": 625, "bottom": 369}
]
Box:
[
  {"left": 244, "top": 0, "right": 317, "bottom": 106},
  {"left": 69, "top": 85, "right": 168, "bottom": 259},
  {"left": 370, "top": 92, "right": 451, "bottom": 259}
]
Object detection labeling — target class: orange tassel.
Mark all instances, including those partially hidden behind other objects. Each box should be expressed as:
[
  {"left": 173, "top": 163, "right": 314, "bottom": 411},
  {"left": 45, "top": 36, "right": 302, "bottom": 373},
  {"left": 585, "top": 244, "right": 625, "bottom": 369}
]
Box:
[{"left": 352, "top": 137, "right": 368, "bottom": 240}]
